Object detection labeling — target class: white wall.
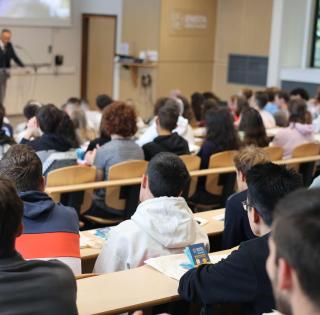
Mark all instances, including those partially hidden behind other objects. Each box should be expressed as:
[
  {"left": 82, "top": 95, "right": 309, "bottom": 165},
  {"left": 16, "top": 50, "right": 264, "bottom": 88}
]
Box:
[
  {"left": 1, "top": 0, "right": 122, "bottom": 115},
  {"left": 268, "top": 0, "right": 317, "bottom": 86}
]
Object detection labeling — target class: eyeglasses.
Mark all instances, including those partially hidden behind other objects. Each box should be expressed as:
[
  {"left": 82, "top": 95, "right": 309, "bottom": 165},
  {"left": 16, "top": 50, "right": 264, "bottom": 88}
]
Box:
[{"left": 242, "top": 200, "right": 253, "bottom": 212}]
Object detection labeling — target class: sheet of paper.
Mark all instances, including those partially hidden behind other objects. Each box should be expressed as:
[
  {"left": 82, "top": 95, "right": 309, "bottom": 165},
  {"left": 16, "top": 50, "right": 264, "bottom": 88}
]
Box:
[
  {"left": 145, "top": 253, "right": 228, "bottom": 281},
  {"left": 212, "top": 213, "right": 225, "bottom": 221}
]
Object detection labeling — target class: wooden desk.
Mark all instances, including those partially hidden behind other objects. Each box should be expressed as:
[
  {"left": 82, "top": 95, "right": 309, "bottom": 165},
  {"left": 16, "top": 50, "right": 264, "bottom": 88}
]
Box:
[{"left": 77, "top": 248, "right": 234, "bottom": 315}]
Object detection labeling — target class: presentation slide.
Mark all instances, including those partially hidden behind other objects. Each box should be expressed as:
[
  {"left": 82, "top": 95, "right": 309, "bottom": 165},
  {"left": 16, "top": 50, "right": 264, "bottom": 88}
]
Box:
[{"left": 0, "top": 0, "right": 71, "bottom": 26}]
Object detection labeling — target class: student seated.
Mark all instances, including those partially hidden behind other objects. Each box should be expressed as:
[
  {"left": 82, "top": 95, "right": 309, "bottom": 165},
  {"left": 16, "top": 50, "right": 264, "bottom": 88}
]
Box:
[
  {"left": 274, "top": 90, "right": 290, "bottom": 127},
  {"left": 178, "top": 163, "right": 302, "bottom": 315},
  {"left": 250, "top": 91, "right": 276, "bottom": 129},
  {"left": 222, "top": 146, "right": 270, "bottom": 249},
  {"left": 238, "top": 108, "right": 269, "bottom": 147},
  {"left": 142, "top": 102, "right": 190, "bottom": 161},
  {"left": 0, "top": 177, "right": 77, "bottom": 314},
  {"left": 272, "top": 99, "right": 314, "bottom": 158},
  {"left": 137, "top": 98, "right": 195, "bottom": 150},
  {"left": 93, "top": 152, "right": 209, "bottom": 273},
  {"left": 267, "top": 189, "right": 320, "bottom": 315},
  {"left": 0, "top": 145, "right": 81, "bottom": 274},
  {"left": 21, "top": 104, "right": 79, "bottom": 163}
]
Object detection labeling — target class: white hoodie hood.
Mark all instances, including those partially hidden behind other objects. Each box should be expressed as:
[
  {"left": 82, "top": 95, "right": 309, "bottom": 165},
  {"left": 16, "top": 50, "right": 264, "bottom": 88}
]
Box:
[{"left": 132, "top": 197, "right": 200, "bottom": 248}]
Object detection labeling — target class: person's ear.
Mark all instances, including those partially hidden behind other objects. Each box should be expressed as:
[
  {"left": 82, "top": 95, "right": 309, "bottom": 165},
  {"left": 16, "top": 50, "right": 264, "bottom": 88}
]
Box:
[
  {"left": 141, "top": 174, "right": 148, "bottom": 189},
  {"left": 155, "top": 116, "right": 160, "bottom": 126},
  {"left": 16, "top": 223, "right": 23, "bottom": 238},
  {"left": 253, "top": 208, "right": 260, "bottom": 224},
  {"left": 39, "top": 176, "right": 45, "bottom": 192},
  {"left": 278, "top": 258, "right": 293, "bottom": 291}
]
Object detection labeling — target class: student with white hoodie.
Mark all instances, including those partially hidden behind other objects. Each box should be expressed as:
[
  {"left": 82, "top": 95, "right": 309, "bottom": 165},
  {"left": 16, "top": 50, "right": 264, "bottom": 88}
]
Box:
[
  {"left": 93, "top": 152, "right": 209, "bottom": 273},
  {"left": 272, "top": 98, "right": 315, "bottom": 159}
]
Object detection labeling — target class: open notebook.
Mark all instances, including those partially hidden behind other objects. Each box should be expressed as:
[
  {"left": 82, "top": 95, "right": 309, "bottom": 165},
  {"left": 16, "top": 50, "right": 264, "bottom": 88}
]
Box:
[{"left": 145, "top": 252, "right": 228, "bottom": 281}]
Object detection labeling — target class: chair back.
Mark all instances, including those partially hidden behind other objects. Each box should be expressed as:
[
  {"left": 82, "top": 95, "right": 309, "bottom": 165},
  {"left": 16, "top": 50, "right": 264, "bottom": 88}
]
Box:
[
  {"left": 205, "top": 150, "right": 237, "bottom": 197},
  {"left": 262, "top": 146, "right": 283, "bottom": 161},
  {"left": 106, "top": 160, "right": 148, "bottom": 214},
  {"left": 291, "top": 143, "right": 320, "bottom": 185},
  {"left": 180, "top": 154, "right": 201, "bottom": 197},
  {"left": 46, "top": 165, "right": 96, "bottom": 214}
]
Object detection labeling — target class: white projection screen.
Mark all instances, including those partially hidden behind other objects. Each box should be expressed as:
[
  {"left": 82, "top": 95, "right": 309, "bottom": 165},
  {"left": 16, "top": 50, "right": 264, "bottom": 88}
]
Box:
[{"left": 0, "top": 0, "right": 71, "bottom": 27}]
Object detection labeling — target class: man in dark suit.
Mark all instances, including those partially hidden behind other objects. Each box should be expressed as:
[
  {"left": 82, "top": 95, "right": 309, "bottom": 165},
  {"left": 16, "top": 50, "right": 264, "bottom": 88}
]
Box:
[
  {"left": 178, "top": 163, "right": 302, "bottom": 315},
  {"left": 0, "top": 29, "right": 24, "bottom": 103}
]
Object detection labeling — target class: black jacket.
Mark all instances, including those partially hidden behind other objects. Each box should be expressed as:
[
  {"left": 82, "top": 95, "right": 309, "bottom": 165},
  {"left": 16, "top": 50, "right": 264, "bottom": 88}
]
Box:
[
  {"left": 142, "top": 132, "right": 190, "bottom": 161},
  {"left": 0, "top": 251, "right": 78, "bottom": 314},
  {"left": 178, "top": 234, "right": 275, "bottom": 315},
  {"left": 222, "top": 190, "right": 256, "bottom": 249},
  {"left": 21, "top": 133, "right": 73, "bottom": 152},
  {"left": 0, "top": 42, "right": 24, "bottom": 69}
]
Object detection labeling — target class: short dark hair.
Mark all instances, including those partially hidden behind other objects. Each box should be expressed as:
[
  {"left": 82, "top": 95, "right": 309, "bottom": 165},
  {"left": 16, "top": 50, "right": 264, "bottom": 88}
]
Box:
[
  {"left": 153, "top": 97, "right": 170, "bottom": 116},
  {"left": 246, "top": 163, "right": 302, "bottom": 226},
  {"left": 275, "top": 90, "right": 289, "bottom": 103},
  {"left": 254, "top": 91, "right": 269, "bottom": 110},
  {"left": 96, "top": 94, "right": 113, "bottom": 111},
  {"left": 1, "top": 29, "right": 11, "bottom": 34},
  {"left": 36, "top": 104, "right": 63, "bottom": 134},
  {"left": 273, "top": 188, "right": 320, "bottom": 308},
  {"left": 158, "top": 102, "right": 180, "bottom": 132},
  {"left": 290, "top": 88, "right": 309, "bottom": 101},
  {"left": 147, "top": 152, "right": 190, "bottom": 197},
  {"left": 0, "top": 145, "right": 43, "bottom": 192},
  {"left": 0, "top": 177, "right": 23, "bottom": 257},
  {"left": 23, "top": 101, "right": 40, "bottom": 120}
]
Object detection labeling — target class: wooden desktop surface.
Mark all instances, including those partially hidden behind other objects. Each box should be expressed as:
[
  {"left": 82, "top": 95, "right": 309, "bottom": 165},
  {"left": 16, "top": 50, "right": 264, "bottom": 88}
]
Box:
[{"left": 77, "top": 247, "right": 234, "bottom": 315}]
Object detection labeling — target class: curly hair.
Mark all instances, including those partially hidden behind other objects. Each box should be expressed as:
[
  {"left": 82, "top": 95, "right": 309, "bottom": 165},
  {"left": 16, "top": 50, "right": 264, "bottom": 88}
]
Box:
[{"left": 101, "top": 102, "right": 137, "bottom": 138}]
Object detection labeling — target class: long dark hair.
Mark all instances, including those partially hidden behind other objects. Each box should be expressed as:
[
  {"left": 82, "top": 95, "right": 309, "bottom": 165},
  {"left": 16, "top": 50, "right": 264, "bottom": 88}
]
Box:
[
  {"left": 239, "top": 108, "right": 269, "bottom": 147},
  {"left": 205, "top": 108, "right": 240, "bottom": 150}
]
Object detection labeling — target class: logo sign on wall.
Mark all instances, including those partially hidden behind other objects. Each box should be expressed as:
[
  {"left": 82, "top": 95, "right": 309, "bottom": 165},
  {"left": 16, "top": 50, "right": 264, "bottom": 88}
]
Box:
[{"left": 170, "top": 10, "right": 208, "bottom": 36}]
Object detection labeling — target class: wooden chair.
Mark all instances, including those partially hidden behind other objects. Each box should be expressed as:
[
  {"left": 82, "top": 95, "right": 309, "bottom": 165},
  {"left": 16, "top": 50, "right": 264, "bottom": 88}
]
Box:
[
  {"left": 46, "top": 165, "right": 96, "bottom": 215},
  {"left": 85, "top": 160, "right": 148, "bottom": 225},
  {"left": 180, "top": 154, "right": 201, "bottom": 198},
  {"left": 291, "top": 143, "right": 320, "bottom": 185},
  {"left": 262, "top": 146, "right": 283, "bottom": 161},
  {"left": 192, "top": 150, "right": 237, "bottom": 211}
]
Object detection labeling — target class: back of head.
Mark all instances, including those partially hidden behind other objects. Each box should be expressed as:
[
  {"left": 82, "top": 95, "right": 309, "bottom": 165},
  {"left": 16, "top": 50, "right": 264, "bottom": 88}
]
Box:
[
  {"left": 246, "top": 163, "right": 302, "bottom": 226},
  {"left": 288, "top": 98, "right": 309, "bottom": 124},
  {"left": 102, "top": 101, "right": 137, "bottom": 137},
  {"left": 56, "top": 111, "right": 79, "bottom": 148},
  {"left": 158, "top": 102, "right": 180, "bottom": 132},
  {"left": 290, "top": 88, "right": 309, "bottom": 101},
  {"left": 265, "top": 87, "right": 280, "bottom": 102},
  {"left": 23, "top": 101, "right": 41, "bottom": 120},
  {"left": 69, "top": 108, "right": 87, "bottom": 130},
  {"left": 96, "top": 94, "right": 113, "bottom": 111},
  {"left": 202, "top": 98, "right": 218, "bottom": 120},
  {"left": 153, "top": 97, "right": 170, "bottom": 116},
  {"left": 0, "top": 177, "right": 23, "bottom": 257},
  {"left": 240, "top": 88, "right": 253, "bottom": 100},
  {"left": 191, "top": 92, "right": 204, "bottom": 121},
  {"left": 203, "top": 91, "right": 221, "bottom": 102},
  {"left": 254, "top": 91, "right": 269, "bottom": 110},
  {"left": 206, "top": 108, "right": 240, "bottom": 150},
  {"left": 234, "top": 145, "right": 270, "bottom": 177},
  {"left": 235, "top": 96, "right": 249, "bottom": 116},
  {"left": 239, "top": 107, "right": 268, "bottom": 147},
  {"left": 275, "top": 90, "right": 289, "bottom": 103},
  {"left": 272, "top": 188, "right": 320, "bottom": 309},
  {"left": 147, "top": 152, "right": 190, "bottom": 197},
  {"left": 36, "top": 104, "right": 63, "bottom": 134},
  {"left": 177, "top": 95, "right": 194, "bottom": 122},
  {"left": 0, "top": 144, "right": 43, "bottom": 192}
]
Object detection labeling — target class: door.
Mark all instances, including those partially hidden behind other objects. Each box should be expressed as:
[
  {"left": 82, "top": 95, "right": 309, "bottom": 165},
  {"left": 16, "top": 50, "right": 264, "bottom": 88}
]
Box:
[{"left": 81, "top": 14, "right": 116, "bottom": 108}]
